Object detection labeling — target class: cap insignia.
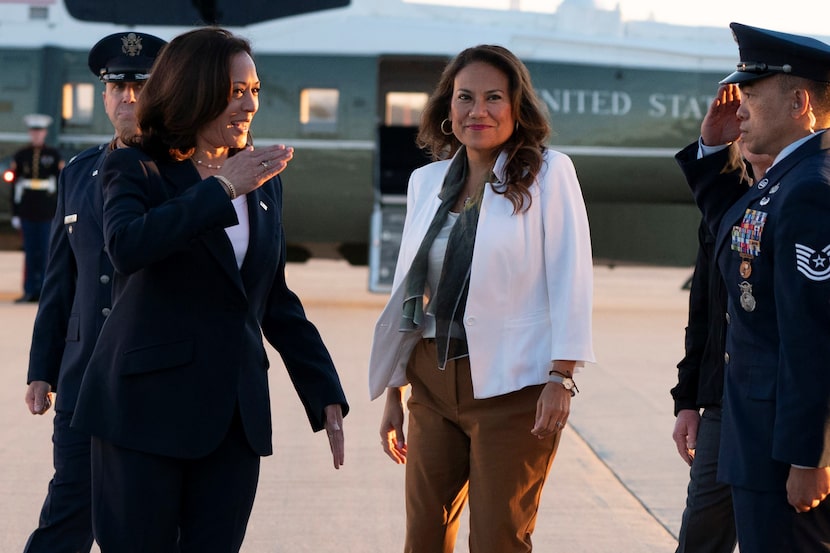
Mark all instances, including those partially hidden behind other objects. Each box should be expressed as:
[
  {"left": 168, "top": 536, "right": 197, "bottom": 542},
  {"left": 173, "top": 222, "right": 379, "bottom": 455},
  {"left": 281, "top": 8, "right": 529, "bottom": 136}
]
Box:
[{"left": 121, "top": 33, "right": 143, "bottom": 57}]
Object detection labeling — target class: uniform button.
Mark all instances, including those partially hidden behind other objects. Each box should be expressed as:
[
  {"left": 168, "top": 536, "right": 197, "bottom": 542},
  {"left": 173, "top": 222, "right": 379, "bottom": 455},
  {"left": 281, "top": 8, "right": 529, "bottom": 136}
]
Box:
[
  {"left": 725, "top": 312, "right": 731, "bottom": 324},
  {"left": 101, "top": 307, "right": 111, "bottom": 317},
  {"left": 99, "top": 274, "right": 110, "bottom": 284},
  {"left": 724, "top": 352, "right": 730, "bottom": 364}
]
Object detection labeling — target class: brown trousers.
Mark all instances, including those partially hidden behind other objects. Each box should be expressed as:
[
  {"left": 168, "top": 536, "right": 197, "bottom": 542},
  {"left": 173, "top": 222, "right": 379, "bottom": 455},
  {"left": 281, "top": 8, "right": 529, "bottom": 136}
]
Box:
[{"left": 404, "top": 339, "right": 561, "bottom": 553}]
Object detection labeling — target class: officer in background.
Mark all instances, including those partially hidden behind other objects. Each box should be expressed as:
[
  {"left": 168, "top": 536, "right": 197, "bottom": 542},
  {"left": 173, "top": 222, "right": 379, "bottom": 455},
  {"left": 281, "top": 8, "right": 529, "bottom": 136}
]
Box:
[
  {"left": 9, "top": 114, "right": 64, "bottom": 303},
  {"left": 676, "top": 23, "right": 830, "bottom": 553},
  {"left": 22, "top": 31, "right": 166, "bottom": 553}
]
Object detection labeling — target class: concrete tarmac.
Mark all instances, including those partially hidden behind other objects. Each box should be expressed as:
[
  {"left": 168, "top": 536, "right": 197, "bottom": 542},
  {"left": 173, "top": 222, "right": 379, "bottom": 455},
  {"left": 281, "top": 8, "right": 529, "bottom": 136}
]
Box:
[{"left": 0, "top": 251, "right": 697, "bottom": 552}]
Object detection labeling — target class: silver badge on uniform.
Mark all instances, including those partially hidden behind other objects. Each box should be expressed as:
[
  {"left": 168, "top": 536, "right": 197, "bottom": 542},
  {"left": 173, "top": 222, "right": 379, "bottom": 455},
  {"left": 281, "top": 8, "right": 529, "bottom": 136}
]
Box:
[
  {"left": 64, "top": 213, "right": 77, "bottom": 234},
  {"left": 739, "top": 281, "right": 756, "bottom": 312}
]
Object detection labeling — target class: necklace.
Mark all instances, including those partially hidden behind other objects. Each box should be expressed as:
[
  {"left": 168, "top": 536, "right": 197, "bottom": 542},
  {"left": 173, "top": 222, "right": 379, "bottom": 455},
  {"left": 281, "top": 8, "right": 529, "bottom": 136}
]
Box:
[{"left": 193, "top": 158, "right": 222, "bottom": 170}]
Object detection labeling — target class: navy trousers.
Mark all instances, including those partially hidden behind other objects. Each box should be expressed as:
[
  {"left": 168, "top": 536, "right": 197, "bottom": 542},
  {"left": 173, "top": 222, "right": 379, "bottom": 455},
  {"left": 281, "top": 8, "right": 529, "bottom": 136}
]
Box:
[
  {"left": 675, "top": 407, "right": 736, "bottom": 553},
  {"left": 90, "top": 408, "right": 260, "bottom": 553},
  {"left": 24, "top": 409, "right": 94, "bottom": 553},
  {"left": 732, "top": 483, "right": 830, "bottom": 552},
  {"left": 20, "top": 218, "right": 51, "bottom": 298}
]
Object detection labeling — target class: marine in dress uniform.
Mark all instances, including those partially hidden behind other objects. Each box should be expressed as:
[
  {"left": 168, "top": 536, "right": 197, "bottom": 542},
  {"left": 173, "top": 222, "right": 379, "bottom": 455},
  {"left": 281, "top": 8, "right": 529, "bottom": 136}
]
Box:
[
  {"left": 10, "top": 114, "right": 63, "bottom": 302},
  {"left": 676, "top": 23, "right": 830, "bottom": 553},
  {"left": 22, "top": 31, "right": 165, "bottom": 553}
]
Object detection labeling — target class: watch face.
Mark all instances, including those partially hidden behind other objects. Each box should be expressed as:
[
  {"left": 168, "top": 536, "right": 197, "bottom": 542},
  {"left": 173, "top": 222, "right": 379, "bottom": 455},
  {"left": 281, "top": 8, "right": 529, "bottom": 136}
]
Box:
[{"left": 563, "top": 378, "right": 575, "bottom": 390}]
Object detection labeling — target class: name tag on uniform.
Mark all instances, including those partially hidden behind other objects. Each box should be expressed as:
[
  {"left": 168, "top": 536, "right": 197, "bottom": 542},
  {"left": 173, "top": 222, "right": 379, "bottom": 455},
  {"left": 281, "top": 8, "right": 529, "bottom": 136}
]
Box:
[{"left": 64, "top": 213, "right": 78, "bottom": 224}]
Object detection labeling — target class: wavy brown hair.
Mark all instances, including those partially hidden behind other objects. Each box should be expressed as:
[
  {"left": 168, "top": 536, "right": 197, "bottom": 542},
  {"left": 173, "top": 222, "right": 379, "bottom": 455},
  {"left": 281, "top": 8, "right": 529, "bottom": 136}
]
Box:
[
  {"left": 129, "top": 27, "right": 253, "bottom": 161},
  {"left": 417, "top": 44, "right": 551, "bottom": 213}
]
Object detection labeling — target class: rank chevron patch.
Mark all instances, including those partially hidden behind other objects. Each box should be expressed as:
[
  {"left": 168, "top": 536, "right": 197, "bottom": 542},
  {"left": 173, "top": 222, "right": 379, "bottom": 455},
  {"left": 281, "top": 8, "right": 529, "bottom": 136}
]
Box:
[{"left": 795, "top": 243, "right": 830, "bottom": 281}]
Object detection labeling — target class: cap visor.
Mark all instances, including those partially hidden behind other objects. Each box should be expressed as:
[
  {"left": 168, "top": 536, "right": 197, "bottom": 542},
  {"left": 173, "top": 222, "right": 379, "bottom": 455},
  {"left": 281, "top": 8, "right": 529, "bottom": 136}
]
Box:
[{"left": 719, "top": 70, "right": 776, "bottom": 85}]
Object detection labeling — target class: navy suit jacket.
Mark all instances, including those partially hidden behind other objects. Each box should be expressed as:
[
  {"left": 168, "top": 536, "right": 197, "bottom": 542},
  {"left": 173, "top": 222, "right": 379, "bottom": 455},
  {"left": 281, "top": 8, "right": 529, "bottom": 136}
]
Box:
[
  {"left": 27, "top": 143, "right": 113, "bottom": 412},
  {"left": 72, "top": 146, "right": 348, "bottom": 459},
  {"left": 678, "top": 135, "right": 830, "bottom": 491}
]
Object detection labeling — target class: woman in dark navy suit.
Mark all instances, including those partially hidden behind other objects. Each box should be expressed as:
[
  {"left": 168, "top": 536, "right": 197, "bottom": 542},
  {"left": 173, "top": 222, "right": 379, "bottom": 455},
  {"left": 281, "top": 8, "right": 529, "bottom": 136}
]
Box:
[{"left": 72, "top": 28, "right": 349, "bottom": 552}]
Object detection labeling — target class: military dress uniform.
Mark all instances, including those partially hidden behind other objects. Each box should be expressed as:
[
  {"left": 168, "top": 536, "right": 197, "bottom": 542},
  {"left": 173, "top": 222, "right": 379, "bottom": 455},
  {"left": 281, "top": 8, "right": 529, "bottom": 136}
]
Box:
[
  {"left": 678, "top": 23, "right": 830, "bottom": 553},
  {"left": 11, "top": 115, "right": 62, "bottom": 302},
  {"left": 24, "top": 144, "right": 113, "bottom": 553},
  {"left": 22, "top": 32, "right": 166, "bottom": 553}
]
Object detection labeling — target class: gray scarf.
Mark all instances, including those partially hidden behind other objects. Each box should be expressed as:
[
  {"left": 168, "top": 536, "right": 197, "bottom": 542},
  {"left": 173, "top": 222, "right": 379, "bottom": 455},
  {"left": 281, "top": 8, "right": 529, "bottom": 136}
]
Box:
[{"left": 400, "top": 148, "right": 484, "bottom": 369}]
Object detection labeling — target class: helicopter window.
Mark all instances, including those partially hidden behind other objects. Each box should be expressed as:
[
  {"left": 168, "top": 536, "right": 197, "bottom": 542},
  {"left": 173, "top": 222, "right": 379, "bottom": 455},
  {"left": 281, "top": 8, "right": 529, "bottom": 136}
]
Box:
[
  {"left": 29, "top": 6, "right": 49, "bottom": 20},
  {"left": 384, "top": 92, "right": 428, "bottom": 126},
  {"left": 300, "top": 88, "right": 339, "bottom": 134},
  {"left": 62, "top": 83, "right": 95, "bottom": 126}
]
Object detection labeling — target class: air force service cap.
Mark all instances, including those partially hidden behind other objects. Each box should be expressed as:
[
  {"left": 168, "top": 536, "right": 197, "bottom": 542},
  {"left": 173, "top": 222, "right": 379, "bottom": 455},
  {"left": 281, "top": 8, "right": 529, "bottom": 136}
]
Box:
[
  {"left": 88, "top": 32, "right": 166, "bottom": 82},
  {"left": 721, "top": 23, "right": 830, "bottom": 85}
]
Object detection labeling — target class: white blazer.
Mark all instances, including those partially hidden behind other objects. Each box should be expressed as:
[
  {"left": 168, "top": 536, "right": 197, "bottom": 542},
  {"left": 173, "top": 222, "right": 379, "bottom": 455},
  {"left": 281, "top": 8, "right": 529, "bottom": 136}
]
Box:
[{"left": 368, "top": 148, "right": 595, "bottom": 400}]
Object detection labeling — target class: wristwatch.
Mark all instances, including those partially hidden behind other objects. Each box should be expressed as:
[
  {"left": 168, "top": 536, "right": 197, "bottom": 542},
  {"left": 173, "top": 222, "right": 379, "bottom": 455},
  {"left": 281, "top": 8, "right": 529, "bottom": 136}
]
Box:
[{"left": 548, "top": 372, "right": 578, "bottom": 397}]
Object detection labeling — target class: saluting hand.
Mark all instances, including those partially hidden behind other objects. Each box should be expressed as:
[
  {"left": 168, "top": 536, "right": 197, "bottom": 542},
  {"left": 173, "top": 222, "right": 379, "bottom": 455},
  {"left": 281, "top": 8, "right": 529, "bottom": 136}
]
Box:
[
  {"left": 217, "top": 144, "right": 294, "bottom": 197},
  {"left": 701, "top": 84, "right": 743, "bottom": 147}
]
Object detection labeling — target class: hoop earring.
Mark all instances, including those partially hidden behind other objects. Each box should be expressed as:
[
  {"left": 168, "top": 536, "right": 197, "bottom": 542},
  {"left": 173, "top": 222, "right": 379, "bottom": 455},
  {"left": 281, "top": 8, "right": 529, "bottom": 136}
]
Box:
[{"left": 441, "top": 118, "right": 453, "bottom": 136}]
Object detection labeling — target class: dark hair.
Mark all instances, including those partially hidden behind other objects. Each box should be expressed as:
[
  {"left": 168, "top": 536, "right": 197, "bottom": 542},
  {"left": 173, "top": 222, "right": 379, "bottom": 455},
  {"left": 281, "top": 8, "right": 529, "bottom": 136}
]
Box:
[
  {"left": 417, "top": 44, "right": 550, "bottom": 213},
  {"left": 779, "top": 74, "right": 830, "bottom": 127},
  {"left": 130, "top": 27, "right": 253, "bottom": 160}
]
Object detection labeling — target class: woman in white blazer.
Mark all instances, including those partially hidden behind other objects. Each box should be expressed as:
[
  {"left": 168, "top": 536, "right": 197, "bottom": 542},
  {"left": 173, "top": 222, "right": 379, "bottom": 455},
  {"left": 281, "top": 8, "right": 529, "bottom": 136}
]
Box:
[{"left": 369, "top": 45, "right": 595, "bottom": 552}]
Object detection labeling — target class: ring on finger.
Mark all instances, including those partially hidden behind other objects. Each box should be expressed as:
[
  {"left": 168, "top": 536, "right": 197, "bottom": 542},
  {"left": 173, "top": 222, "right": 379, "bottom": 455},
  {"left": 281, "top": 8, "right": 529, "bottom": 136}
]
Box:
[
  {"left": 261, "top": 161, "right": 269, "bottom": 168},
  {"left": 555, "top": 421, "right": 564, "bottom": 428}
]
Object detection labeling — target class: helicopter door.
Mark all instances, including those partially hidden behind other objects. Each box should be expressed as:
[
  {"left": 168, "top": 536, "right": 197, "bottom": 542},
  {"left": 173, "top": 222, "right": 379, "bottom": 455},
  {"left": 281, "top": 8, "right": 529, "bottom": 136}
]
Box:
[{"left": 369, "top": 57, "right": 444, "bottom": 292}]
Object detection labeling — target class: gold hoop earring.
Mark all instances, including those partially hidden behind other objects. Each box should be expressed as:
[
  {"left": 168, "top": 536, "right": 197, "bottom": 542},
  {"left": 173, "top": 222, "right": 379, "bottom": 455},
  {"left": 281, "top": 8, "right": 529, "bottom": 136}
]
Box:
[{"left": 441, "top": 118, "right": 453, "bottom": 136}]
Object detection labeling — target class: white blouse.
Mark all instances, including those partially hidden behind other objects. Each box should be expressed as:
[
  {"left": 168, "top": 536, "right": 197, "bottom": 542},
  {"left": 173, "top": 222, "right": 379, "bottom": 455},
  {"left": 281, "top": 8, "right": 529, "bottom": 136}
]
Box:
[{"left": 224, "top": 194, "right": 249, "bottom": 269}]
